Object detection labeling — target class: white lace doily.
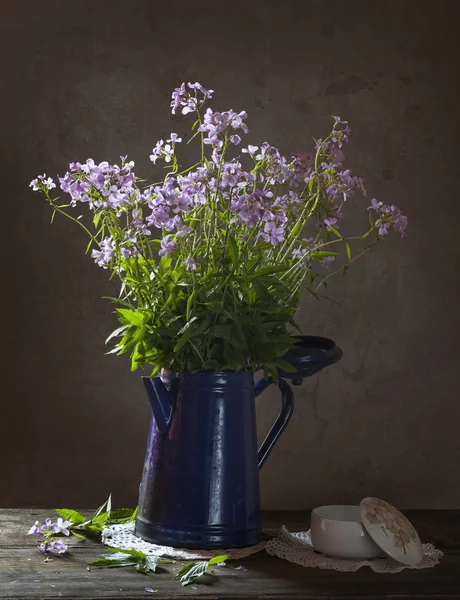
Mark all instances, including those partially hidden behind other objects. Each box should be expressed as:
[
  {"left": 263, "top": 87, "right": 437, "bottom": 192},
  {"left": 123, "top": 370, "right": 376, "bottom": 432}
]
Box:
[
  {"left": 265, "top": 526, "right": 444, "bottom": 573},
  {"left": 102, "top": 522, "right": 265, "bottom": 560}
]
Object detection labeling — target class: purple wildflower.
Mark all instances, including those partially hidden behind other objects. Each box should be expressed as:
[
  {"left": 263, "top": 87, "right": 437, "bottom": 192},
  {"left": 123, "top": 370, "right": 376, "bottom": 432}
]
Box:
[
  {"left": 91, "top": 236, "right": 115, "bottom": 268},
  {"left": 145, "top": 588, "right": 157, "bottom": 594},
  {"left": 377, "top": 220, "right": 390, "bottom": 236},
  {"left": 183, "top": 256, "right": 197, "bottom": 270},
  {"left": 48, "top": 539, "right": 68, "bottom": 554},
  {"left": 242, "top": 145, "right": 259, "bottom": 155},
  {"left": 235, "top": 565, "right": 248, "bottom": 572},
  {"left": 170, "top": 83, "right": 186, "bottom": 114},
  {"left": 51, "top": 518, "right": 71, "bottom": 536},
  {"left": 176, "top": 225, "right": 194, "bottom": 238},
  {"left": 39, "top": 542, "right": 48, "bottom": 553},
  {"left": 324, "top": 217, "right": 338, "bottom": 231},
  {"left": 368, "top": 198, "right": 383, "bottom": 211},
  {"left": 41, "top": 518, "right": 53, "bottom": 533},
  {"left": 332, "top": 116, "right": 348, "bottom": 125},
  {"left": 168, "top": 133, "right": 182, "bottom": 144},
  {"left": 187, "top": 82, "right": 214, "bottom": 98},
  {"left": 159, "top": 235, "right": 178, "bottom": 256},
  {"left": 30, "top": 174, "right": 56, "bottom": 191},
  {"left": 27, "top": 521, "right": 42, "bottom": 536},
  {"left": 321, "top": 256, "right": 336, "bottom": 270},
  {"left": 230, "top": 134, "right": 242, "bottom": 145},
  {"left": 217, "top": 561, "right": 227, "bottom": 567},
  {"left": 149, "top": 140, "right": 164, "bottom": 164}
]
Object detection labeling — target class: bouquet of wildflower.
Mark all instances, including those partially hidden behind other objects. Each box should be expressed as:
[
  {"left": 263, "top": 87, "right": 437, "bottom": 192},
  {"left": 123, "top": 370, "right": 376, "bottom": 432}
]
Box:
[{"left": 30, "top": 82, "right": 406, "bottom": 378}]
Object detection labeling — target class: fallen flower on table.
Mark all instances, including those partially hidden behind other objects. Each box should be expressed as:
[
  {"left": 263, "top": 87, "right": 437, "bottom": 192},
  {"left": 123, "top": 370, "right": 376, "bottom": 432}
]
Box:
[
  {"left": 145, "top": 588, "right": 157, "bottom": 594},
  {"left": 236, "top": 565, "right": 248, "bottom": 571}
]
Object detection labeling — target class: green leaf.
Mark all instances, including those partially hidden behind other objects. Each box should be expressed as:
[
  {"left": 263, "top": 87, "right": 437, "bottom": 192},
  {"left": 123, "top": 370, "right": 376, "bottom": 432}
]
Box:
[
  {"left": 116, "top": 309, "right": 145, "bottom": 327},
  {"left": 227, "top": 235, "right": 239, "bottom": 268},
  {"left": 70, "top": 530, "right": 87, "bottom": 539},
  {"left": 274, "top": 359, "right": 297, "bottom": 373},
  {"left": 174, "top": 560, "right": 210, "bottom": 586},
  {"left": 136, "top": 556, "right": 175, "bottom": 574},
  {"left": 345, "top": 241, "right": 352, "bottom": 261},
  {"left": 108, "top": 508, "right": 138, "bottom": 523},
  {"left": 88, "top": 557, "right": 139, "bottom": 569},
  {"left": 186, "top": 290, "right": 195, "bottom": 322},
  {"left": 310, "top": 251, "right": 339, "bottom": 258},
  {"left": 328, "top": 226, "right": 342, "bottom": 239},
  {"left": 136, "top": 556, "right": 161, "bottom": 574},
  {"left": 205, "top": 301, "right": 228, "bottom": 315},
  {"left": 55, "top": 509, "right": 87, "bottom": 525},
  {"left": 93, "top": 494, "right": 112, "bottom": 519},
  {"left": 208, "top": 554, "right": 229, "bottom": 565},
  {"left": 105, "top": 325, "right": 130, "bottom": 345},
  {"left": 107, "top": 547, "right": 146, "bottom": 559},
  {"left": 174, "top": 319, "right": 208, "bottom": 353}
]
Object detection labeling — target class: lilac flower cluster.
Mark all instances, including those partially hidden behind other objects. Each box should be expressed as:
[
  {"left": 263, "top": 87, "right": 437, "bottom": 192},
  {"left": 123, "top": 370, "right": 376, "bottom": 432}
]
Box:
[
  {"left": 149, "top": 134, "right": 182, "bottom": 165},
  {"left": 368, "top": 198, "right": 408, "bottom": 236},
  {"left": 27, "top": 517, "right": 72, "bottom": 555},
  {"left": 199, "top": 108, "right": 249, "bottom": 153},
  {"left": 231, "top": 190, "right": 287, "bottom": 246},
  {"left": 58, "top": 157, "right": 136, "bottom": 209},
  {"left": 170, "top": 82, "right": 214, "bottom": 115},
  {"left": 91, "top": 236, "right": 115, "bottom": 268},
  {"left": 29, "top": 174, "right": 56, "bottom": 191}
]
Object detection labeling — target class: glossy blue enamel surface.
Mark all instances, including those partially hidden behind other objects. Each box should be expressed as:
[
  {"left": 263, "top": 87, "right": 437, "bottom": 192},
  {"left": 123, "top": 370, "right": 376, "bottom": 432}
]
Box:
[
  {"left": 135, "top": 337, "right": 342, "bottom": 549},
  {"left": 135, "top": 371, "right": 265, "bottom": 548}
]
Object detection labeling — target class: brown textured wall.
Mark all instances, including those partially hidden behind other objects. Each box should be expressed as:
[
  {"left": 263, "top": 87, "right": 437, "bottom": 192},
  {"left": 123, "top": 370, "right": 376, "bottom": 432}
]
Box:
[{"left": 1, "top": 0, "right": 459, "bottom": 509}]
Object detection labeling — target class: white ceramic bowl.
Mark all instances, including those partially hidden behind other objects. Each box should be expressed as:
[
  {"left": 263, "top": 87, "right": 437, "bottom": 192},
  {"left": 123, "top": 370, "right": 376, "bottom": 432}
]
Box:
[{"left": 311, "top": 505, "right": 385, "bottom": 559}]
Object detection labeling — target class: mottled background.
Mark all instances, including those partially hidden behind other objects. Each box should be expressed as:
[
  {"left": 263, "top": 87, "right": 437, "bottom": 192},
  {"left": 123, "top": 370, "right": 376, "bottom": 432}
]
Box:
[{"left": 2, "top": 0, "right": 459, "bottom": 509}]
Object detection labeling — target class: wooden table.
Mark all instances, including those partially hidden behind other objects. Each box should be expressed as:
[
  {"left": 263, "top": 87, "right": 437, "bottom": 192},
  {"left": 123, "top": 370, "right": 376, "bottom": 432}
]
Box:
[{"left": 1, "top": 509, "right": 459, "bottom": 599}]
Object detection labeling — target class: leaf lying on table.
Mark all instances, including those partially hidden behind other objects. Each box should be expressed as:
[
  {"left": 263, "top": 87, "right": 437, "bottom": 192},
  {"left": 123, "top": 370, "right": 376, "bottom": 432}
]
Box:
[
  {"left": 88, "top": 548, "right": 174, "bottom": 574},
  {"left": 55, "top": 494, "right": 139, "bottom": 539},
  {"left": 174, "top": 555, "right": 229, "bottom": 586}
]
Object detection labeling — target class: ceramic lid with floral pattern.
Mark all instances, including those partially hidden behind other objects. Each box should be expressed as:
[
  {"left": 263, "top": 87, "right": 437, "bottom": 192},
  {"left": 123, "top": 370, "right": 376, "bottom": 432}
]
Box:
[{"left": 359, "top": 497, "right": 424, "bottom": 565}]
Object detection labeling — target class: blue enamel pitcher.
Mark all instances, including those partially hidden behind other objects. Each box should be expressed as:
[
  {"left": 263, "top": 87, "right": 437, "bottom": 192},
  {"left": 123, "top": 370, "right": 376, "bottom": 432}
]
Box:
[{"left": 135, "top": 336, "right": 342, "bottom": 549}]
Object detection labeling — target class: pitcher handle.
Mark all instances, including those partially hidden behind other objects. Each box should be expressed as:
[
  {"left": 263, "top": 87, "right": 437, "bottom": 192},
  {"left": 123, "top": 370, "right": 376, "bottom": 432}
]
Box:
[{"left": 254, "top": 377, "right": 295, "bottom": 469}]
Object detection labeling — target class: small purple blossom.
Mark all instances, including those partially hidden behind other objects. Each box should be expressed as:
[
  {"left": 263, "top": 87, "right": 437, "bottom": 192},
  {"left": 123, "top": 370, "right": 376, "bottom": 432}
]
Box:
[
  {"left": 324, "top": 217, "right": 338, "bottom": 231},
  {"left": 159, "top": 235, "right": 178, "bottom": 256},
  {"left": 217, "top": 561, "right": 227, "bottom": 567},
  {"left": 149, "top": 140, "right": 164, "bottom": 164},
  {"left": 368, "top": 198, "right": 383, "bottom": 211},
  {"left": 183, "top": 256, "right": 197, "bottom": 271},
  {"left": 41, "top": 518, "right": 53, "bottom": 533},
  {"left": 187, "top": 81, "right": 214, "bottom": 98},
  {"left": 377, "top": 220, "right": 391, "bottom": 236},
  {"left": 48, "top": 539, "right": 68, "bottom": 554},
  {"left": 235, "top": 565, "right": 248, "bottom": 571},
  {"left": 145, "top": 588, "right": 157, "bottom": 594},
  {"left": 168, "top": 133, "right": 182, "bottom": 144},
  {"left": 230, "top": 134, "right": 242, "bottom": 145},
  {"left": 242, "top": 145, "right": 259, "bottom": 155},
  {"left": 321, "top": 255, "right": 336, "bottom": 270},
  {"left": 92, "top": 236, "right": 115, "bottom": 268},
  {"left": 27, "top": 521, "right": 41, "bottom": 536},
  {"left": 30, "top": 174, "right": 56, "bottom": 191},
  {"left": 86, "top": 566, "right": 91, "bottom": 572},
  {"left": 51, "top": 518, "right": 72, "bottom": 536}
]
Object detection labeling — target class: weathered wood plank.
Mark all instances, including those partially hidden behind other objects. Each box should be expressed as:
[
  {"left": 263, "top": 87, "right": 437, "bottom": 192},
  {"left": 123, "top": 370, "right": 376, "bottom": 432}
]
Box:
[{"left": 0, "top": 510, "right": 459, "bottom": 599}]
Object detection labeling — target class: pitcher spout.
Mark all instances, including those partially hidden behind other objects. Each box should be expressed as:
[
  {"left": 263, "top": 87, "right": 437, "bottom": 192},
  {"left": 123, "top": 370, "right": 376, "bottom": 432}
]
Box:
[{"left": 142, "top": 376, "right": 174, "bottom": 434}]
